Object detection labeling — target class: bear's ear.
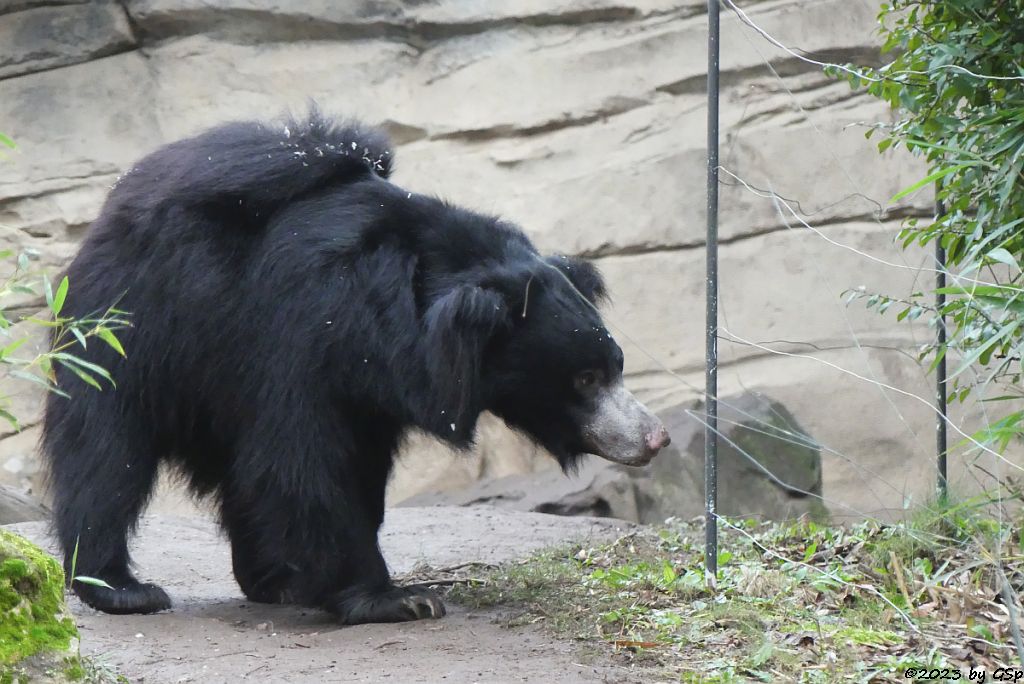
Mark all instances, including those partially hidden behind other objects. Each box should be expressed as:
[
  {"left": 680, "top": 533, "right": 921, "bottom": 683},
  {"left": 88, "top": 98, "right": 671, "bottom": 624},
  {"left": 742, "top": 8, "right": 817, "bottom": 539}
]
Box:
[
  {"left": 543, "top": 254, "right": 608, "bottom": 305},
  {"left": 420, "top": 285, "right": 508, "bottom": 445}
]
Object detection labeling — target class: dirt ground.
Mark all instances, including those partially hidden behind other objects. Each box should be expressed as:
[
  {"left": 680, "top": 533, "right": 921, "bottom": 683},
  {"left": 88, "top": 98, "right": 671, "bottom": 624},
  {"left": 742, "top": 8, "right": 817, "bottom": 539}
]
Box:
[{"left": 9, "top": 507, "right": 643, "bottom": 683}]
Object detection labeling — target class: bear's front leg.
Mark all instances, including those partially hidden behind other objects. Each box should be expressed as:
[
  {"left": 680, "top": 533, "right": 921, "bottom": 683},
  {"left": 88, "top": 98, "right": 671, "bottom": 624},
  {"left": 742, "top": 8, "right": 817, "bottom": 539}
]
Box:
[
  {"left": 222, "top": 467, "right": 446, "bottom": 624},
  {"left": 329, "top": 583, "right": 446, "bottom": 624}
]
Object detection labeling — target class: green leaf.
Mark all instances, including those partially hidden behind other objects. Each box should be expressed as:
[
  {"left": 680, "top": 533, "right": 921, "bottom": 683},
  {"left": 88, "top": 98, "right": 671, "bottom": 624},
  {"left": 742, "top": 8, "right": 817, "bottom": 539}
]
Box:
[
  {"left": 73, "top": 576, "right": 114, "bottom": 590},
  {"left": 935, "top": 285, "right": 1009, "bottom": 297},
  {"left": 42, "top": 275, "right": 53, "bottom": 309},
  {"left": 0, "top": 337, "right": 26, "bottom": 358},
  {"left": 890, "top": 163, "right": 974, "bottom": 203},
  {"left": 0, "top": 408, "right": 19, "bottom": 431},
  {"left": 51, "top": 276, "right": 68, "bottom": 315},
  {"left": 57, "top": 361, "right": 102, "bottom": 391},
  {"left": 53, "top": 353, "right": 113, "bottom": 384},
  {"left": 950, "top": 321, "right": 1017, "bottom": 379},
  {"left": 987, "top": 248, "right": 1019, "bottom": 271},
  {"left": 95, "top": 326, "right": 126, "bottom": 357},
  {"left": 70, "top": 327, "right": 88, "bottom": 349},
  {"left": 70, "top": 537, "right": 80, "bottom": 581},
  {"left": 24, "top": 317, "right": 61, "bottom": 328},
  {"left": 803, "top": 542, "right": 818, "bottom": 562},
  {"left": 661, "top": 560, "right": 677, "bottom": 586},
  {"left": 9, "top": 369, "right": 61, "bottom": 395},
  {"left": 0, "top": 133, "right": 14, "bottom": 150}
]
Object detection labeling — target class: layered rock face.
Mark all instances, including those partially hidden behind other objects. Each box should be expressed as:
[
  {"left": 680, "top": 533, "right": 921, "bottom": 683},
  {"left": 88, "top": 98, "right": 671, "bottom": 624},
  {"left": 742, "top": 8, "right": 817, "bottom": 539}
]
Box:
[{"left": 0, "top": 1, "right": 1001, "bottom": 520}]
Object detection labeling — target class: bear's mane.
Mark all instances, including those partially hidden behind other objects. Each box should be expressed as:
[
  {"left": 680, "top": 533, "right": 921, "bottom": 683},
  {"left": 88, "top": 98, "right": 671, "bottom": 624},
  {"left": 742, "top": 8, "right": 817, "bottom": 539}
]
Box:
[{"left": 111, "top": 107, "right": 394, "bottom": 222}]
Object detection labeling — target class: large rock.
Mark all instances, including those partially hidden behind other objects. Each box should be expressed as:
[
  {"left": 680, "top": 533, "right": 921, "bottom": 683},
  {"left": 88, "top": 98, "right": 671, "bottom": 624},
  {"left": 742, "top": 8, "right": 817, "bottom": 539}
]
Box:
[
  {"left": 593, "top": 221, "right": 931, "bottom": 375},
  {"left": 394, "top": 97, "right": 929, "bottom": 258},
  {"left": 0, "top": 2, "right": 134, "bottom": 80},
  {"left": 0, "top": 0, "right": 1017, "bottom": 523},
  {"left": 125, "top": 0, "right": 693, "bottom": 41},
  {"left": 0, "top": 529, "right": 78, "bottom": 677},
  {"left": 0, "top": 485, "right": 47, "bottom": 524},
  {"left": 401, "top": 393, "right": 828, "bottom": 524}
]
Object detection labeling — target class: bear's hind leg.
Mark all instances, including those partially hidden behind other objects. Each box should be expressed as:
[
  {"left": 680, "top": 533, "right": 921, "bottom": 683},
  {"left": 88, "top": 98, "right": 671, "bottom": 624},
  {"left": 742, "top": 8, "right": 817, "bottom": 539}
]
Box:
[
  {"left": 223, "top": 503, "right": 297, "bottom": 605},
  {"left": 45, "top": 402, "right": 170, "bottom": 614}
]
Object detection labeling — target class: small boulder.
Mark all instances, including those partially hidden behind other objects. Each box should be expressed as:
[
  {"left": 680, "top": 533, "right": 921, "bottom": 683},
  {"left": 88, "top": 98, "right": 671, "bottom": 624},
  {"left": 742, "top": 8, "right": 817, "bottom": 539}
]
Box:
[
  {"left": 401, "top": 392, "right": 828, "bottom": 524},
  {"left": 0, "top": 528, "right": 79, "bottom": 680},
  {"left": 0, "top": 485, "right": 48, "bottom": 525}
]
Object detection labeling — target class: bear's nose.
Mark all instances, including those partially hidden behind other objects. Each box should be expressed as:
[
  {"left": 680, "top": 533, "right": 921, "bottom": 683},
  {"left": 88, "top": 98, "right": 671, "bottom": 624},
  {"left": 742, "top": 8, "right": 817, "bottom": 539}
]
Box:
[{"left": 645, "top": 426, "right": 671, "bottom": 452}]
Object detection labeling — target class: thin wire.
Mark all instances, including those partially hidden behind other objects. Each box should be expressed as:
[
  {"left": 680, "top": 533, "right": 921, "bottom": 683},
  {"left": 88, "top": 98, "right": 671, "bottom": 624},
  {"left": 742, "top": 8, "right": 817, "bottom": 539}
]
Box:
[
  {"left": 718, "top": 167, "right": 1017, "bottom": 292},
  {"left": 537, "top": 256, "right": 938, "bottom": 500},
  {"left": 768, "top": 180, "right": 933, "bottom": 463},
  {"left": 721, "top": 0, "right": 1024, "bottom": 83},
  {"left": 720, "top": 164, "right": 1024, "bottom": 479},
  {"left": 688, "top": 405, "right": 980, "bottom": 549},
  {"left": 686, "top": 408, "right": 901, "bottom": 522},
  {"left": 538, "top": 259, "right": 994, "bottom": 532},
  {"left": 709, "top": 395, "right": 927, "bottom": 515},
  {"left": 718, "top": 326, "right": 1024, "bottom": 477}
]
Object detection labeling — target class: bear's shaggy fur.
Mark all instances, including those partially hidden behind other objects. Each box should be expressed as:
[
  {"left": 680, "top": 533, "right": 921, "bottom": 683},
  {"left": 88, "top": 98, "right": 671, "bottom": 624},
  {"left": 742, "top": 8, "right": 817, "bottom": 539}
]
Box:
[{"left": 42, "top": 111, "right": 667, "bottom": 624}]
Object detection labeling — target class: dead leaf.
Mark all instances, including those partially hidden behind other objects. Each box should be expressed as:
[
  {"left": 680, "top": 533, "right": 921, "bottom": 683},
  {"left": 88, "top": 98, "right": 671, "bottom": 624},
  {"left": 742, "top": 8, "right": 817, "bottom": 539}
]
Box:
[{"left": 614, "top": 640, "right": 660, "bottom": 649}]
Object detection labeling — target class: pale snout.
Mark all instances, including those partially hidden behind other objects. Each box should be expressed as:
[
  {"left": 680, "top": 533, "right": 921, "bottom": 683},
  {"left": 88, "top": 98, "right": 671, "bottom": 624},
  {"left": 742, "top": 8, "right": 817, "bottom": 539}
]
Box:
[
  {"left": 646, "top": 425, "right": 671, "bottom": 452},
  {"left": 580, "top": 382, "right": 671, "bottom": 466}
]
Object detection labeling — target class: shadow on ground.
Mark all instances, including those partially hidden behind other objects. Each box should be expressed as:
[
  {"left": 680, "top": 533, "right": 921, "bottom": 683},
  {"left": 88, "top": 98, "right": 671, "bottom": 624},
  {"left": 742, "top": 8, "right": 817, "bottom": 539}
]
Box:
[{"left": 9, "top": 507, "right": 641, "bottom": 683}]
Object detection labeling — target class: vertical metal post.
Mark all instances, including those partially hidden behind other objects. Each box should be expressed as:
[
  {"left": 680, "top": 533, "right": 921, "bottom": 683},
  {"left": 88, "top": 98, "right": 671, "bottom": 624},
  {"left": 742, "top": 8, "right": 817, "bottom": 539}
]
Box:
[
  {"left": 704, "top": 0, "right": 721, "bottom": 585},
  {"left": 935, "top": 197, "right": 948, "bottom": 501}
]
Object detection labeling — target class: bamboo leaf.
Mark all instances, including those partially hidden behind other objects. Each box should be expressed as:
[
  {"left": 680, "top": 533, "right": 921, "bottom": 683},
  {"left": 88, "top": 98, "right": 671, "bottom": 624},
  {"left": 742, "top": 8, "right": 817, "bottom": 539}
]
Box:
[
  {"left": 95, "top": 326, "right": 126, "bottom": 357},
  {"left": 70, "top": 327, "right": 87, "bottom": 349},
  {"left": 9, "top": 369, "right": 58, "bottom": 393},
  {"left": 890, "top": 164, "right": 973, "bottom": 203},
  {"left": 949, "top": 321, "right": 1017, "bottom": 380},
  {"left": 53, "top": 352, "right": 113, "bottom": 383},
  {"left": 0, "top": 338, "right": 26, "bottom": 358},
  {"left": 73, "top": 576, "right": 114, "bottom": 590},
  {"left": 56, "top": 361, "right": 102, "bottom": 391},
  {"left": 51, "top": 276, "right": 68, "bottom": 315},
  {"left": 0, "top": 408, "right": 19, "bottom": 431},
  {"left": 987, "top": 248, "right": 1019, "bottom": 271}
]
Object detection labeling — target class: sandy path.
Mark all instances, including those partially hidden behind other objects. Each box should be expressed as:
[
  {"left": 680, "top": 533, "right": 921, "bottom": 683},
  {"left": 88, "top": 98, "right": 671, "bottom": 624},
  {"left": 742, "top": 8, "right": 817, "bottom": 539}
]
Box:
[{"left": 9, "top": 507, "right": 641, "bottom": 683}]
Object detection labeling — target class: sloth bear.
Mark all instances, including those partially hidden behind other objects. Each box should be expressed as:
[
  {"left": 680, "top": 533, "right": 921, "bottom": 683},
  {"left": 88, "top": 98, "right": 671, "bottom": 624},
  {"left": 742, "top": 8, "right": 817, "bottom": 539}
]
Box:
[{"left": 41, "top": 111, "right": 670, "bottom": 624}]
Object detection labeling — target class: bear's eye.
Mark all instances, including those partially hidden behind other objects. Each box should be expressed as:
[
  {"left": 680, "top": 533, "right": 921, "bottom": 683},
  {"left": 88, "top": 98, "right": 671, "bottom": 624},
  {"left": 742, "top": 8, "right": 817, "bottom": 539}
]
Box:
[{"left": 574, "top": 370, "right": 603, "bottom": 394}]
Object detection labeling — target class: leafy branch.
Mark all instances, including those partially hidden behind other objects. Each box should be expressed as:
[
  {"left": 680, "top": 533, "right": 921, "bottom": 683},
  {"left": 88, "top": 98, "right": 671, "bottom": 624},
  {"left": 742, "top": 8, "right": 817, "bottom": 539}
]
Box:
[
  {"left": 832, "top": 0, "right": 1024, "bottom": 452},
  {"left": 0, "top": 248, "right": 128, "bottom": 430}
]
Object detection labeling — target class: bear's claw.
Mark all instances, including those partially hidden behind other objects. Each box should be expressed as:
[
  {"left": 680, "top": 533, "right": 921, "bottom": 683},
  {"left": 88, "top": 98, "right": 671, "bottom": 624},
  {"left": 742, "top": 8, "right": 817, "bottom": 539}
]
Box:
[{"left": 332, "top": 584, "right": 446, "bottom": 624}]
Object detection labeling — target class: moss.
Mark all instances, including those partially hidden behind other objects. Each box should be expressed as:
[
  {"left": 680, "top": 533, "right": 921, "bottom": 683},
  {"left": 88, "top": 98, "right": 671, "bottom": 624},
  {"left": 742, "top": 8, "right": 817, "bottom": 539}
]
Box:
[{"left": 0, "top": 529, "right": 78, "bottom": 668}]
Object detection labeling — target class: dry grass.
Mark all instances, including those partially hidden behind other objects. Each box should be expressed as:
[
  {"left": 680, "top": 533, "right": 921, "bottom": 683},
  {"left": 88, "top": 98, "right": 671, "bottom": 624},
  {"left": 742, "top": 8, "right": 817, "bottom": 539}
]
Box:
[{"left": 429, "top": 498, "right": 1022, "bottom": 682}]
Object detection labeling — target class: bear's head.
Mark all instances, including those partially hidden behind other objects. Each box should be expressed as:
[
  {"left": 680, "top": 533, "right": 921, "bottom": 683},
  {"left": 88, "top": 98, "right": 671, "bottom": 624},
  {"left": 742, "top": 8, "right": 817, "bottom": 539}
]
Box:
[{"left": 422, "top": 252, "right": 670, "bottom": 471}]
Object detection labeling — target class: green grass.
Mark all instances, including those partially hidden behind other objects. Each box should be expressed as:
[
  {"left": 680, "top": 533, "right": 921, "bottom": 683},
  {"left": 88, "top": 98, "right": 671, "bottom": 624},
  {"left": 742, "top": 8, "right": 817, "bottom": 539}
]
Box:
[{"left": 445, "top": 502, "right": 1021, "bottom": 682}]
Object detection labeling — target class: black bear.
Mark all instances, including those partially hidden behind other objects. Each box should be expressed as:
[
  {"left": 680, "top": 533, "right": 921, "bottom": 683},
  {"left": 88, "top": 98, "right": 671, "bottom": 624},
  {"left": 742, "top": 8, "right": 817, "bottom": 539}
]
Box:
[{"left": 41, "top": 111, "right": 670, "bottom": 624}]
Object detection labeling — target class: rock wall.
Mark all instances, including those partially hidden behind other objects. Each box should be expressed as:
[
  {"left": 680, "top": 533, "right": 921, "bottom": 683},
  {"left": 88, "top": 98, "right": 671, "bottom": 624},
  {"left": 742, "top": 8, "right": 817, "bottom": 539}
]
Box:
[{"left": 0, "top": 0, "right": 1009, "bottom": 520}]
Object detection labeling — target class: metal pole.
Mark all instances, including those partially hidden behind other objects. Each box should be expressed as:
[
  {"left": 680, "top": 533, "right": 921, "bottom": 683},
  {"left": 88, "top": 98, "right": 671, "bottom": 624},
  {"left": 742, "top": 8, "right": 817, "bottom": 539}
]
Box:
[
  {"left": 704, "top": 0, "right": 721, "bottom": 585},
  {"left": 935, "top": 197, "right": 948, "bottom": 501}
]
